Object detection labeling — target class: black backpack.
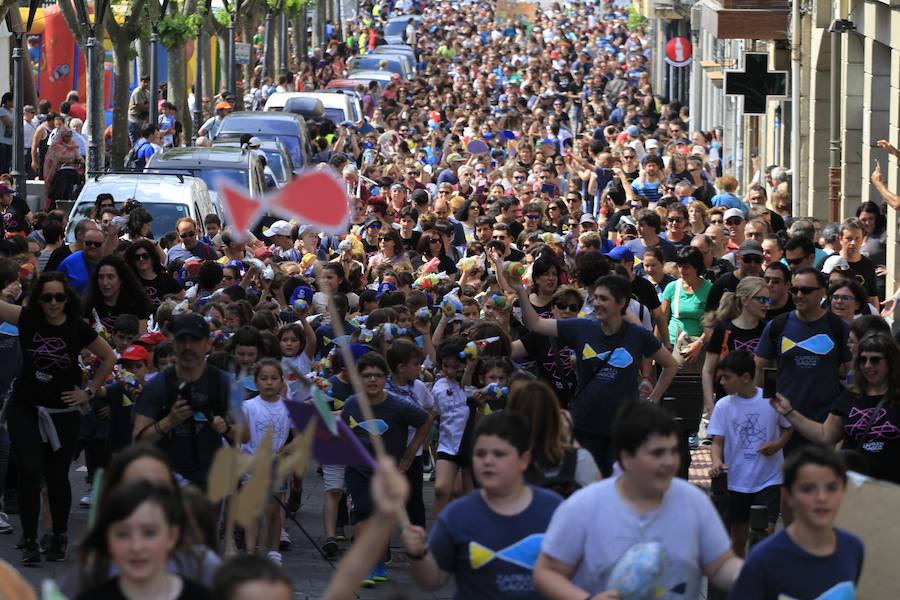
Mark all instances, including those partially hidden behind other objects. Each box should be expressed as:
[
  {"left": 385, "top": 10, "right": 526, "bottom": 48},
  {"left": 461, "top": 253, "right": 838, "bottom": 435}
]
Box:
[
  {"left": 124, "top": 140, "right": 150, "bottom": 171},
  {"left": 526, "top": 447, "right": 582, "bottom": 498}
]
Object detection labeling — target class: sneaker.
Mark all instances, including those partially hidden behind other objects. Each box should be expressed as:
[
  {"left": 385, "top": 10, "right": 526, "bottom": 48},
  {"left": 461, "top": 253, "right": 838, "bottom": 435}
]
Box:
[
  {"left": 20, "top": 539, "right": 40, "bottom": 565},
  {"left": 0, "top": 512, "right": 13, "bottom": 534},
  {"left": 361, "top": 571, "right": 375, "bottom": 588},
  {"left": 384, "top": 547, "right": 392, "bottom": 565},
  {"left": 323, "top": 536, "right": 338, "bottom": 559},
  {"left": 422, "top": 451, "right": 434, "bottom": 474},
  {"left": 279, "top": 528, "right": 291, "bottom": 551},
  {"left": 44, "top": 533, "right": 67, "bottom": 562},
  {"left": 39, "top": 533, "right": 52, "bottom": 553},
  {"left": 79, "top": 495, "right": 91, "bottom": 508},
  {"left": 266, "top": 550, "right": 282, "bottom": 566},
  {"left": 334, "top": 526, "right": 347, "bottom": 542},
  {"left": 688, "top": 434, "right": 699, "bottom": 450},
  {"left": 372, "top": 562, "right": 388, "bottom": 582}
]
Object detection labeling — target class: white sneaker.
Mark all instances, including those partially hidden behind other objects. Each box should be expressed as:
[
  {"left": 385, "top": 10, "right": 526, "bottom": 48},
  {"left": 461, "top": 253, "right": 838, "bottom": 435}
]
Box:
[
  {"left": 267, "top": 550, "right": 283, "bottom": 566},
  {"left": 79, "top": 495, "right": 91, "bottom": 508},
  {"left": 0, "top": 512, "right": 12, "bottom": 534}
]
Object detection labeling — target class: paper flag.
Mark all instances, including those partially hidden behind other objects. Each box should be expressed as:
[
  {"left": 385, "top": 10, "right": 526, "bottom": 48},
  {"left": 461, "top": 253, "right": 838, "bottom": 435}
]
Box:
[
  {"left": 207, "top": 446, "right": 255, "bottom": 503},
  {"left": 275, "top": 418, "right": 316, "bottom": 481},
  {"left": 466, "top": 139, "right": 489, "bottom": 154},
  {"left": 234, "top": 429, "right": 273, "bottom": 528},
  {"left": 311, "top": 387, "right": 338, "bottom": 435},
  {"left": 284, "top": 401, "right": 377, "bottom": 468},
  {"left": 218, "top": 182, "right": 266, "bottom": 240}
]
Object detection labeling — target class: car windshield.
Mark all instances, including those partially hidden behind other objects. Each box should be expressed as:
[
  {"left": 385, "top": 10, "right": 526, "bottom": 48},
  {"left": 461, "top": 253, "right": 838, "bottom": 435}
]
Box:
[
  {"left": 385, "top": 20, "right": 407, "bottom": 37},
  {"left": 220, "top": 133, "right": 302, "bottom": 168},
  {"left": 324, "top": 108, "right": 345, "bottom": 124},
  {"left": 262, "top": 149, "right": 288, "bottom": 183},
  {"left": 66, "top": 201, "right": 190, "bottom": 243},
  {"left": 187, "top": 168, "right": 248, "bottom": 192}
]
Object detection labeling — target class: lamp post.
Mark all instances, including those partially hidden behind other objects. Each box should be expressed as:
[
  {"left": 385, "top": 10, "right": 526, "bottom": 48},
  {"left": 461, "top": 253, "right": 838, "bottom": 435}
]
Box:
[
  {"left": 223, "top": 0, "right": 244, "bottom": 97},
  {"left": 193, "top": 0, "right": 211, "bottom": 143},
  {"left": 72, "top": 0, "right": 110, "bottom": 175},
  {"left": 279, "top": 10, "right": 288, "bottom": 75},
  {"left": 7, "top": 1, "right": 39, "bottom": 198},
  {"left": 149, "top": 0, "right": 172, "bottom": 128},
  {"left": 263, "top": 6, "right": 273, "bottom": 79}
]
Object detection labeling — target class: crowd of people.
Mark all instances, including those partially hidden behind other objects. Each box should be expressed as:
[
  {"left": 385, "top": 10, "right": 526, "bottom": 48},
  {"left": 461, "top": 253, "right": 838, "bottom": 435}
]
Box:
[{"left": 0, "top": 0, "right": 896, "bottom": 597}]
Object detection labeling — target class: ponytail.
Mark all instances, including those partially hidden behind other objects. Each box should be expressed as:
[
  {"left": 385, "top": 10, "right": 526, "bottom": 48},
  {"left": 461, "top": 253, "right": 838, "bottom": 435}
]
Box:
[{"left": 704, "top": 290, "right": 741, "bottom": 328}]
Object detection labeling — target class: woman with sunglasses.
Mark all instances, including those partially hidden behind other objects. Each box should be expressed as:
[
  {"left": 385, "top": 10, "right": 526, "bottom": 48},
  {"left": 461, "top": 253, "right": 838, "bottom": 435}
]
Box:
[
  {"left": 771, "top": 332, "right": 900, "bottom": 484},
  {"left": 0, "top": 273, "right": 116, "bottom": 564},
  {"left": 701, "top": 277, "right": 770, "bottom": 418},
  {"left": 367, "top": 227, "right": 409, "bottom": 276},
  {"left": 123, "top": 240, "right": 183, "bottom": 309},
  {"left": 416, "top": 230, "right": 457, "bottom": 275},
  {"left": 827, "top": 279, "right": 872, "bottom": 324},
  {"left": 544, "top": 199, "right": 568, "bottom": 234}
]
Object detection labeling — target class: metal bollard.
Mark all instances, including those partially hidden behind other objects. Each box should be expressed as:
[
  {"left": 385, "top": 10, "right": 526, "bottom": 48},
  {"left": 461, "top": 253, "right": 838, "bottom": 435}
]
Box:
[
  {"left": 748, "top": 504, "right": 770, "bottom": 550},
  {"left": 707, "top": 472, "right": 730, "bottom": 600}
]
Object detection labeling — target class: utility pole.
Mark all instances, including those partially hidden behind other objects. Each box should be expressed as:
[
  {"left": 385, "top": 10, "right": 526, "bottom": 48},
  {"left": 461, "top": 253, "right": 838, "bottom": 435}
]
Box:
[
  {"left": 193, "top": 0, "right": 211, "bottom": 142},
  {"left": 263, "top": 6, "right": 274, "bottom": 79},
  {"left": 149, "top": 0, "right": 172, "bottom": 128},
  {"left": 279, "top": 11, "right": 288, "bottom": 75},
  {"left": 73, "top": 0, "right": 110, "bottom": 174},
  {"left": 8, "top": 1, "right": 40, "bottom": 198}
]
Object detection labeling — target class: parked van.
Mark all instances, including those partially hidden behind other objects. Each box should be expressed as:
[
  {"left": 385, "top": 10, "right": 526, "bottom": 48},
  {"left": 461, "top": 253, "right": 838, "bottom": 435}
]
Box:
[{"left": 216, "top": 111, "right": 313, "bottom": 169}]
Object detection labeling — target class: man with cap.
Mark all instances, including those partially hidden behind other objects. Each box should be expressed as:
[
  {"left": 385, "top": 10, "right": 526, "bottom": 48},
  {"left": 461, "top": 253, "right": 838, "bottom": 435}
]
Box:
[
  {"left": 387, "top": 183, "right": 409, "bottom": 219},
  {"left": 721, "top": 208, "right": 747, "bottom": 263},
  {"left": 437, "top": 153, "right": 466, "bottom": 186},
  {"left": 644, "top": 138, "right": 660, "bottom": 156},
  {"left": 705, "top": 240, "right": 765, "bottom": 311},
  {"left": 198, "top": 101, "right": 233, "bottom": 140},
  {"left": 264, "top": 219, "right": 302, "bottom": 262},
  {"left": 298, "top": 224, "right": 329, "bottom": 261},
  {"left": 579, "top": 213, "right": 598, "bottom": 233},
  {"left": 23, "top": 105, "right": 37, "bottom": 179},
  {"left": 133, "top": 313, "right": 233, "bottom": 488},
  {"left": 127, "top": 75, "right": 151, "bottom": 143},
  {"left": 607, "top": 245, "right": 668, "bottom": 343}
]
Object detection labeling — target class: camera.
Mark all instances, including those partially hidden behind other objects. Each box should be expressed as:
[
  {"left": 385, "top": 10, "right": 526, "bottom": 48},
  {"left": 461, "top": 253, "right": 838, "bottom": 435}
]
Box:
[{"left": 177, "top": 380, "right": 217, "bottom": 417}]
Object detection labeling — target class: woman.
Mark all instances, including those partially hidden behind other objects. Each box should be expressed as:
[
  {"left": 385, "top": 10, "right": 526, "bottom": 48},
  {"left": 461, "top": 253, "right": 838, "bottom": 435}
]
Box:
[
  {"left": 665, "top": 154, "right": 690, "bottom": 186},
  {"left": 702, "top": 276, "right": 769, "bottom": 416},
  {"left": 506, "top": 380, "right": 599, "bottom": 491},
  {"left": 124, "top": 240, "right": 183, "bottom": 309},
  {"left": 771, "top": 332, "right": 900, "bottom": 483},
  {"left": 75, "top": 481, "right": 211, "bottom": 600},
  {"left": 687, "top": 200, "right": 708, "bottom": 235},
  {"left": 417, "top": 230, "right": 456, "bottom": 274},
  {"left": 454, "top": 198, "right": 481, "bottom": 243},
  {"left": 828, "top": 279, "right": 871, "bottom": 323},
  {"left": 856, "top": 201, "right": 887, "bottom": 300},
  {"left": 37, "top": 220, "right": 65, "bottom": 273},
  {"left": 661, "top": 246, "right": 712, "bottom": 369},
  {"left": 31, "top": 112, "right": 62, "bottom": 180},
  {"left": 512, "top": 286, "right": 581, "bottom": 410},
  {"left": 312, "top": 261, "right": 359, "bottom": 315},
  {"left": 526, "top": 253, "right": 563, "bottom": 318},
  {"left": 641, "top": 246, "right": 675, "bottom": 301},
  {"left": 544, "top": 199, "right": 568, "bottom": 234},
  {"left": 117, "top": 206, "right": 155, "bottom": 251},
  {"left": 499, "top": 256, "right": 677, "bottom": 476},
  {"left": 86, "top": 255, "right": 154, "bottom": 332},
  {"left": 43, "top": 128, "right": 84, "bottom": 208},
  {"left": 398, "top": 206, "right": 421, "bottom": 254},
  {"left": 0, "top": 273, "right": 116, "bottom": 564},
  {"left": 367, "top": 227, "right": 408, "bottom": 273}
]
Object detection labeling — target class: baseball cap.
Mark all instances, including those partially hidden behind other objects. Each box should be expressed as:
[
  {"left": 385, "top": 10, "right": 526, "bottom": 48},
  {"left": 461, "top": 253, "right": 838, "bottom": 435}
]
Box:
[
  {"left": 215, "top": 101, "right": 231, "bottom": 111},
  {"left": 579, "top": 214, "right": 597, "bottom": 225},
  {"left": 24, "top": 105, "right": 35, "bottom": 114},
  {"left": 822, "top": 254, "right": 851, "bottom": 274},
  {"left": 135, "top": 331, "right": 166, "bottom": 347},
  {"left": 290, "top": 285, "right": 314, "bottom": 305},
  {"left": 0, "top": 184, "right": 14, "bottom": 196},
  {"left": 171, "top": 314, "right": 210, "bottom": 340},
  {"left": 723, "top": 208, "right": 745, "bottom": 222},
  {"left": 262, "top": 220, "right": 293, "bottom": 237},
  {"left": 297, "top": 224, "right": 320, "bottom": 237},
  {"left": 605, "top": 246, "right": 634, "bottom": 262},
  {"left": 626, "top": 125, "right": 639, "bottom": 137},
  {"left": 446, "top": 153, "right": 465, "bottom": 163},
  {"left": 411, "top": 189, "right": 430, "bottom": 205},
  {"left": 738, "top": 240, "right": 763, "bottom": 257},
  {"left": 119, "top": 345, "right": 151, "bottom": 365},
  {"left": 645, "top": 139, "right": 659, "bottom": 149}
]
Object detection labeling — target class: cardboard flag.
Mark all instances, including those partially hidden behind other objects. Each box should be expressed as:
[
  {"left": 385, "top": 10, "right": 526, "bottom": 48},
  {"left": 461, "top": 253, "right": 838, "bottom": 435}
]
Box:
[
  {"left": 218, "top": 181, "right": 266, "bottom": 241},
  {"left": 207, "top": 446, "right": 255, "bottom": 502},
  {"left": 275, "top": 418, "right": 316, "bottom": 481},
  {"left": 466, "top": 139, "right": 489, "bottom": 154},
  {"left": 311, "top": 386, "right": 338, "bottom": 435},
  {"left": 284, "top": 400, "right": 376, "bottom": 468},
  {"left": 269, "top": 171, "right": 350, "bottom": 233}
]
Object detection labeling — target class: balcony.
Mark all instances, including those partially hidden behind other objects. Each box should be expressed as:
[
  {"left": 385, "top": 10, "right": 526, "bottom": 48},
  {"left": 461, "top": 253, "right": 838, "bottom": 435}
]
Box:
[{"left": 697, "top": 0, "right": 789, "bottom": 40}]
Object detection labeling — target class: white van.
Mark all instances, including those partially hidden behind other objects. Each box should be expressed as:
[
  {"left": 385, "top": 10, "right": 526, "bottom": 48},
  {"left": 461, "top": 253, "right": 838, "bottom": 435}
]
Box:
[
  {"left": 264, "top": 91, "right": 361, "bottom": 124},
  {"left": 65, "top": 173, "right": 217, "bottom": 243}
]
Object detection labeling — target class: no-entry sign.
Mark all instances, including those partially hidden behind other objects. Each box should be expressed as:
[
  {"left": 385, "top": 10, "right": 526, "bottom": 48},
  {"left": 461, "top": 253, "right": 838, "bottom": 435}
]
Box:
[{"left": 665, "top": 37, "right": 692, "bottom": 67}]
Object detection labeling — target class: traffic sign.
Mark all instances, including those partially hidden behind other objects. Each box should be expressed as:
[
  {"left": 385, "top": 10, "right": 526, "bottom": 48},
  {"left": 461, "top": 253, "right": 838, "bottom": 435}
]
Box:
[
  {"left": 665, "top": 37, "right": 691, "bottom": 67},
  {"left": 235, "top": 42, "right": 252, "bottom": 65},
  {"left": 724, "top": 53, "right": 787, "bottom": 115}
]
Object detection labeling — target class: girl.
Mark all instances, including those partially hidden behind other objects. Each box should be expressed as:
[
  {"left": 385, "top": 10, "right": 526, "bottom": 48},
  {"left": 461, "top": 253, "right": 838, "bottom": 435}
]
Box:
[
  {"left": 75, "top": 481, "right": 210, "bottom": 600},
  {"left": 641, "top": 246, "right": 675, "bottom": 301},
  {"left": 527, "top": 253, "right": 563, "bottom": 318},
  {"left": 240, "top": 359, "right": 294, "bottom": 566},
  {"left": 278, "top": 321, "right": 317, "bottom": 400},
  {"left": 827, "top": 278, "right": 871, "bottom": 323},
  {"left": 313, "top": 262, "right": 359, "bottom": 316},
  {"left": 661, "top": 246, "right": 712, "bottom": 371}
]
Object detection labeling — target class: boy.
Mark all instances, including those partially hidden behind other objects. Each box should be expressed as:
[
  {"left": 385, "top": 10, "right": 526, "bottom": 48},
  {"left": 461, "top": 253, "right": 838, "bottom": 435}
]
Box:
[
  {"left": 401, "top": 411, "right": 562, "bottom": 599},
  {"left": 111, "top": 313, "right": 140, "bottom": 355},
  {"left": 212, "top": 554, "right": 293, "bottom": 600},
  {"left": 708, "top": 350, "right": 792, "bottom": 557},
  {"left": 386, "top": 339, "right": 435, "bottom": 527},
  {"left": 342, "top": 352, "right": 430, "bottom": 586}
]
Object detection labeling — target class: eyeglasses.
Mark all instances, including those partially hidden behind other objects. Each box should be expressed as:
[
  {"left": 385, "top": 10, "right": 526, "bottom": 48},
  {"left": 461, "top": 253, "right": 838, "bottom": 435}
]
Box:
[
  {"left": 830, "top": 293, "right": 856, "bottom": 303},
  {"left": 667, "top": 217, "right": 683, "bottom": 223},
  {"left": 753, "top": 296, "right": 773, "bottom": 305},
  {"left": 180, "top": 230, "right": 196, "bottom": 239},
  {"left": 360, "top": 372, "right": 386, "bottom": 379},
  {"left": 84, "top": 240, "right": 103, "bottom": 248},
  {"left": 740, "top": 254, "right": 763, "bottom": 263},
  {"left": 476, "top": 168, "right": 486, "bottom": 174},
  {"left": 789, "top": 286, "right": 822, "bottom": 296},
  {"left": 514, "top": 175, "right": 526, "bottom": 181},
  {"left": 133, "top": 252, "right": 151, "bottom": 261},
  {"left": 555, "top": 301, "right": 580, "bottom": 312},
  {"left": 858, "top": 355, "right": 884, "bottom": 365},
  {"left": 526, "top": 214, "right": 541, "bottom": 220},
  {"left": 378, "top": 236, "right": 392, "bottom": 242},
  {"left": 725, "top": 218, "right": 744, "bottom": 226},
  {"left": 786, "top": 256, "right": 807, "bottom": 266},
  {"left": 39, "top": 293, "right": 67, "bottom": 303}
]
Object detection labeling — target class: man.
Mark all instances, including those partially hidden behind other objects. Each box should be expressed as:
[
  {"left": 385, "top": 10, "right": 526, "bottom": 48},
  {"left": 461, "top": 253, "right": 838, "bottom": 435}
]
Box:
[
  {"left": 474, "top": 215, "right": 494, "bottom": 246},
  {"left": 661, "top": 204, "right": 692, "bottom": 251},
  {"left": 437, "top": 153, "right": 466, "bottom": 186},
  {"left": 722, "top": 208, "right": 746, "bottom": 262},
  {"left": 198, "top": 101, "right": 232, "bottom": 140},
  {"left": 129, "top": 123, "right": 158, "bottom": 170},
  {"left": 0, "top": 93, "right": 12, "bottom": 174},
  {"left": 746, "top": 184, "right": 786, "bottom": 232},
  {"left": 705, "top": 240, "right": 765, "bottom": 310},
  {"left": 45, "top": 218, "right": 95, "bottom": 272},
  {"left": 65, "top": 91, "right": 87, "bottom": 121},
  {"left": 263, "top": 219, "right": 302, "bottom": 262},
  {"left": 755, "top": 268, "right": 851, "bottom": 453},
  {"left": 165, "top": 217, "right": 219, "bottom": 265},
  {"left": 783, "top": 236, "right": 816, "bottom": 275},
  {"left": 534, "top": 402, "right": 742, "bottom": 598},
  {"left": 704, "top": 224, "right": 729, "bottom": 260},
  {"left": 691, "top": 234, "right": 731, "bottom": 283},
  {"left": 23, "top": 105, "right": 37, "bottom": 179},
  {"left": 763, "top": 262, "right": 794, "bottom": 320},
  {"left": 625, "top": 209, "right": 677, "bottom": 261},
  {"left": 133, "top": 313, "right": 232, "bottom": 487},
  {"left": 631, "top": 154, "right": 663, "bottom": 206},
  {"left": 57, "top": 227, "right": 105, "bottom": 294},
  {"left": 298, "top": 224, "right": 328, "bottom": 261},
  {"left": 837, "top": 217, "right": 879, "bottom": 308},
  {"left": 490, "top": 223, "right": 524, "bottom": 262},
  {"left": 579, "top": 213, "right": 598, "bottom": 233},
  {"left": 127, "top": 76, "right": 150, "bottom": 143},
  {"left": 494, "top": 196, "right": 523, "bottom": 241},
  {"left": 433, "top": 198, "right": 466, "bottom": 247},
  {"left": 788, "top": 218, "right": 828, "bottom": 266}
]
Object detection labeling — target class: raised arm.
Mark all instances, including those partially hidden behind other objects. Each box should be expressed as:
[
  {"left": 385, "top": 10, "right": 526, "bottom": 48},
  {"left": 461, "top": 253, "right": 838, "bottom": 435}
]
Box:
[{"left": 491, "top": 250, "right": 558, "bottom": 338}]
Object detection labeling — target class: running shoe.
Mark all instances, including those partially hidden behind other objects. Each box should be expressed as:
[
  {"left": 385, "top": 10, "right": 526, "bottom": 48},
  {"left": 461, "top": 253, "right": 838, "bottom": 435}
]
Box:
[
  {"left": 266, "top": 550, "right": 282, "bottom": 566},
  {"left": 44, "top": 533, "right": 67, "bottom": 562},
  {"left": 372, "top": 562, "right": 388, "bottom": 582},
  {"left": 323, "top": 537, "right": 338, "bottom": 559},
  {"left": 20, "top": 539, "right": 40, "bottom": 565}
]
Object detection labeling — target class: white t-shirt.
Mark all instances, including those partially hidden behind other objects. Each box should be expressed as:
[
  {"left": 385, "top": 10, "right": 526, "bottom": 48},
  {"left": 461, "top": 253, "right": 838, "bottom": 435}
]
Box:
[
  {"left": 387, "top": 377, "right": 435, "bottom": 457},
  {"left": 707, "top": 387, "right": 791, "bottom": 493},
  {"left": 241, "top": 395, "right": 291, "bottom": 455},
  {"left": 431, "top": 376, "right": 469, "bottom": 455},
  {"left": 541, "top": 478, "right": 731, "bottom": 598},
  {"left": 282, "top": 353, "right": 313, "bottom": 400}
]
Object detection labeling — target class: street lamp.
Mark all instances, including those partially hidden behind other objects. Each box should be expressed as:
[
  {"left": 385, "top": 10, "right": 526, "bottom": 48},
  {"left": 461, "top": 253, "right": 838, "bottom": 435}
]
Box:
[
  {"left": 72, "top": 0, "right": 110, "bottom": 175},
  {"left": 7, "top": 1, "right": 39, "bottom": 198},
  {"left": 222, "top": 0, "right": 244, "bottom": 98},
  {"left": 193, "top": 0, "right": 212, "bottom": 143},
  {"left": 149, "top": 0, "right": 172, "bottom": 128}
]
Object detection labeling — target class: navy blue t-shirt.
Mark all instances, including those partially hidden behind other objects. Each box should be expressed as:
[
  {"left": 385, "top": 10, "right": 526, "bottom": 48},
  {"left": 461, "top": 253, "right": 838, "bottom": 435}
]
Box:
[
  {"left": 342, "top": 392, "right": 428, "bottom": 476},
  {"left": 429, "top": 487, "right": 562, "bottom": 599},
  {"left": 556, "top": 319, "right": 661, "bottom": 435},
  {"left": 729, "top": 528, "right": 863, "bottom": 600}
]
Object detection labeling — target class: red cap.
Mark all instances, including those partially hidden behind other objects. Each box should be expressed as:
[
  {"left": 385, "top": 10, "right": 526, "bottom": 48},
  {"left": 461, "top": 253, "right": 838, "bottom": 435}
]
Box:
[
  {"left": 253, "top": 247, "right": 273, "bottom": 260},
  {"left": 119, "top": 345, "right": 151, "bottom": 364},
  {"left": 136, "top": 331, "right": 165, "bottom": 347}
]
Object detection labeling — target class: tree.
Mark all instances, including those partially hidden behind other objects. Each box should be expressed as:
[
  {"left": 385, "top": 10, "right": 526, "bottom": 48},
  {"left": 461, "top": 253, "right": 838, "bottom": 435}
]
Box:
[
  {"left": 157, "top": 1, "right": 203, "bottom": 141},
  {"left": 105, "top": 0, "right": 148, "bottom": 166}
]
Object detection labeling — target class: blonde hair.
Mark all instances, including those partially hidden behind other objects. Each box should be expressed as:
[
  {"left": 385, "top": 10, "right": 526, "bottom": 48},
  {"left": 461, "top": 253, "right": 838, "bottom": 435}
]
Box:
[{"left": 704, "top": 276, "right": 767, "bottom": 327}]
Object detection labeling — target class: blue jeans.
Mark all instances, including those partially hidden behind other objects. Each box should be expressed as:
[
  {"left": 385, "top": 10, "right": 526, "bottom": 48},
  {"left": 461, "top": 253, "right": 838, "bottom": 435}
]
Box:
[{"left": 128, "top": 121, "right": 140, "bottom": 145}]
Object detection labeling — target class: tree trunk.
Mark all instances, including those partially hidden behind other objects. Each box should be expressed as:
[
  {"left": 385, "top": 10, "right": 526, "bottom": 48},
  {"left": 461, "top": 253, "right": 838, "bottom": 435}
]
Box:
[
  {"left": 168, "top": 45, "right": 190, "bottom": 142},
  {"left": 137, "top": 39, "right": 151, "bottom": 81},
  {"left": 110, "top": 35, "right": 132, "bottom": 166},
  {"left": 292, "top": 12, "right": 304, "bottom": 66},
  {"left": 202, "top": 29, "right": 214, "bottom": 112},
  {"left": 266, "top": 11, "right": 276, "bottom": 80}
]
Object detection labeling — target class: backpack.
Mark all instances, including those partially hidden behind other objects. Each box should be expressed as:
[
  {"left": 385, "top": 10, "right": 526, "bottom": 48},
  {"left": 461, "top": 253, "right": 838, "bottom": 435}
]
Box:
[
  {"left": 160, "top": 365, "right": 226, "bottom": 463},
  {"left": 525, "top": 447, "right": 581, "bottom": 498},
  {"left": 124, "top": 140, "right": 150, "bottom": 171},
  {"left": 767, "top": 310, "right": 847, "bottom": 359}
]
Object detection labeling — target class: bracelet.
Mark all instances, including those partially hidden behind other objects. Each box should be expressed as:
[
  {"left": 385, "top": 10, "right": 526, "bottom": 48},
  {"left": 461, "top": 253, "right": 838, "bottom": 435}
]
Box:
[
  {"left": 406, "top": 548, "right": 429, "bottom": 561},
  {"left": 154, "top": 420, "right": 166, "bottom": 436},
  {"left": 784, "top": 408, "right": 794, "bottom": 417}
]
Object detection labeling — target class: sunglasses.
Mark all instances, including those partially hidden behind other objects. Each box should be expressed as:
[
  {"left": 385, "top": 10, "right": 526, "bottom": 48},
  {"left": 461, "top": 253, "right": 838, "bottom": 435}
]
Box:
[
  {"left": 858, "top": 355, "right": 884, "bottom": 365},
  {"left": 39, "top": 292, "right": 67, "bottom": 303},
  {"left": 180, "top": 230, "right": 196, "bottom": 239},
  {"left": 786, "top": 256, "right": 807, "bottom": 266},
  {"left": 623, "top": 154, "right": 636, "bottom": 159},
  {"left": 740, "top": 254, "right": 763, "bottom": 263},
  {"left": 133, "top": 252, "right": 151, "bottom": 261},
  {"left": 429, "top": 238, "right": 442, "bottom": 244},
  {"left": 476, "top": 168, "right": 486, "bottom": 174},
  {"left": 789, "top": 286, "right": 822, "bottom": 296},
  {"left": 368, "top": 222, "right": 383, "bottom": 230},
  {"left": 763, "top": 277, "right": 784, "bottom": 285},
  {"left": 725, "top": 218, "right": 744, "bottom": 226},
  {"left": 555, "top": 301, "right": 580, "bottom": 312},
  {"left": 378, "top": 236, "right": 392, "bottom": 242},
  {"left": 514, "top": 175, "right": 526, "bottom": 181},
  {"left": 526, "top": 214, "right": 541, "bottom": 220},
  {"left": 753, "top": 296, "right": 773, "bottom": 305},
  {"left": 667, "top": 217, "right": 683, "bottom": 223},
  {"left": 84, "top": 240, "right": 103, "bottom": 248}
]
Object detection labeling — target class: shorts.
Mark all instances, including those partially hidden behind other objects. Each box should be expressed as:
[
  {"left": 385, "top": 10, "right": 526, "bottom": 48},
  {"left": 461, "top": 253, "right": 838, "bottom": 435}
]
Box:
[
  {"left": 436, "top": 450, "right": 471, "bottom": 471},
  {"left": 345, "top": 468, "right": 373, "bottom": 524},
  {"left": 322, "top": 464, "right": 345, "bottom": 492},
  {"left": 727, "top": 484, "right": 781, "bottom": 525}
]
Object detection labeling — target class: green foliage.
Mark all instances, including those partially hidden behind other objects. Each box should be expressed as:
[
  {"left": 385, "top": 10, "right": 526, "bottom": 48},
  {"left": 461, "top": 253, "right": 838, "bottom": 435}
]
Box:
[
  {"left": 266, "top": 0, "right": 312, "bottom": 16},
  {"left": 159, "top": 11, "right": 202, "bottom": 47},
  {"left": 213, "top": 6, "right": 230, "bottom": 27},
  {"left": 627, "top": 5, "right": 647, "bottom": 30}
]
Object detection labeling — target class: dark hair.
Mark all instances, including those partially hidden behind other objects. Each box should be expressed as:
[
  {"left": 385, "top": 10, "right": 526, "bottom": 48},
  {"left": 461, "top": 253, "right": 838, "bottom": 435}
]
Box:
[
  {"left": 100, "top": 444, "right": 177, "bottom": 505},
  {"left": 717, "top": 349, "right": 756, "bottom": 379},
  {"left": 592, "top": 274, "right": 631, "bottom": 314},
  {"left": 454, "top": 198, "right": 480, "bottom": 222},
  {"left": 386, "top": 338, "right": 424, "bottom": 371},
  {"left": 153, "top": 340, "right": 174, "bottom": 368},
  {"left": 196, "top": 261, "right": 224, "bottom": 291},
  {"left": 764, "top": 261, "right": 791, "bottom": 281},
  {"left": 855, "top": 200, "right": 886, "bottom": 235},
  {"left": 399, "top": 205, "right": 419, "bottom": 222},
  {"left": 436, "top": 335, "right": 467, "bottom": 368},
  {"left": 28, "top": 272, "right": 83, "bottom": 321},
  {"left": 123, "top": 238, "right": 165, "bottom": 277},
  {"left": 112, "top": 313, "right": 140, "bottom": 336},
  {"left": 231, "top": 325, "right": 263, "bottom": 351},
  {"left": 827, "top": 278, "right": 869, "bottom": 315},
  {"left": 852, "top": 331, "right": 900, "bottom": 403},
  {"left": 222, "top": 285, "right": 247, "bottom": 303},
  {"left": 320, "top": 262, "right": 349, "bottom": 293},
  {"left": 783, "top": 445, "right": 847, "bottom": 491},
  {"left": 250, "top": 310, "right": 278, "bottom": 332},
  {"left": 612, "top": 401, "right": 677, "bottom": 464},
  {"left": 124, "top": 207, "right": 153, "bottom": 238},
  {"left": 253, "top": 357, "right": 283, "bottom": 379},
  {"left": 574, "top": 250, "right": 611, "bottom": 288},
  {"left": 530, "top": 252, "right": 563, "bottom": 292},
  {"left": 784, "top": 235, "right": 815, "bottom": 257},
  {"left": 42, "top": 220, "right": 64, "bottom": 245},
  {"left": 473, "top": 411, "right": 531, "bottom": 455},
  {"left": 357, "top": 351, "right": 389, "bottom": 375},
  {"left": 211, "top": 554, "right": 293, "bottom": 599},
  {"left": 795, "top": 266, "right": 828, "bottom": 289},
  {"left": 88, "top": 255, "right": 154, "bottom": 319},
  {"left": 674, "top": 246, "right": 705, "bottom": 274}
]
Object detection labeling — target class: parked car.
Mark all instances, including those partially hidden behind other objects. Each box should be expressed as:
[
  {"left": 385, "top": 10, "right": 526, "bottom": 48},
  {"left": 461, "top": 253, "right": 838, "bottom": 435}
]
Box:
[
  {"left": 271, "top": 91, "right": 363, "bottom": 126},
  {"left": 215, "top": 111, "right": 314, "bottom": 170},
  {"left": 145, "top": 146, "right": 268, "bottom": 198},
  {"left": 348, "top": 55, "right": 412, "bottom": 80},
  {"left": 213, "top": 139, "right": 294, "bottom": 187},
  {"left": 383, "top": 15, "right": 420, "bottom": 45},
  {"left": 64, "top": 172, "right": 215, "bottom": 243}
]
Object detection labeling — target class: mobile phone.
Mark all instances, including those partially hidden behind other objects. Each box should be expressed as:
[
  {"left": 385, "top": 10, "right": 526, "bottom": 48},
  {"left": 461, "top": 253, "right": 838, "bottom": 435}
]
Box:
[{"left": 763, "top": 368, "right": 777, "bottom": 398}]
